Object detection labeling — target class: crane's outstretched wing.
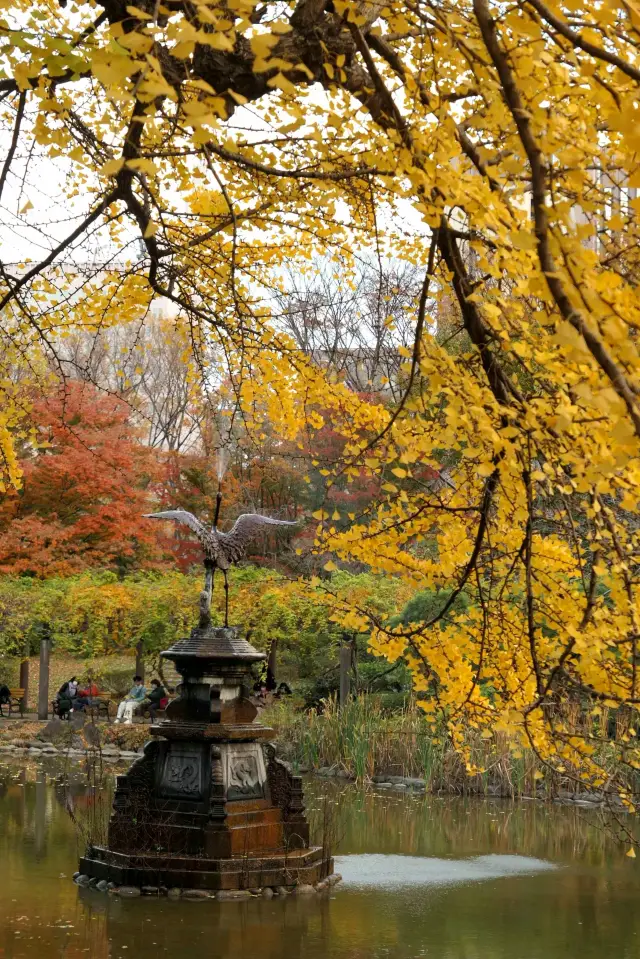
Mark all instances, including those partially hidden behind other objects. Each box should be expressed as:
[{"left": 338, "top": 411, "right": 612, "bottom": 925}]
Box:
[
  {"left": 221, "top": 513, "right": 299, "bottom": 563},
  {"left": 143, "top": 510, "right": 208, "bottom": 539}
]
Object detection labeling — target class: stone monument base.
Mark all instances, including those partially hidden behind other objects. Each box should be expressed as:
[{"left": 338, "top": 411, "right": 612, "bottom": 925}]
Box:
[
  {"left": 79, "top": 844, "right": 332, "bottom": 891},
  {"left": 77, "top": 626, "right": 334, "bottom": 897}
]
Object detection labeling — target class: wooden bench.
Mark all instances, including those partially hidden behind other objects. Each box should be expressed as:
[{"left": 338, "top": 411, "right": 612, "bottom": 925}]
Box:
[
  {"left": 138, "top": 695, "right": 175, "bottom": 723},
  {"left": 52, "top": 697, "right": 71, "bottom": 720},
  {"left": 52, "top": 693, "right": 113, "bottom": 722},
  {"left": 0, "top": 688, "right": 26, "bottom": 718}
]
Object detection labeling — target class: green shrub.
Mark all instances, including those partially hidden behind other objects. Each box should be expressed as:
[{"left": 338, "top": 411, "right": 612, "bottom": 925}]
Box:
[{"left": 0, "top": 655, "right": 19, "bottom": 687}]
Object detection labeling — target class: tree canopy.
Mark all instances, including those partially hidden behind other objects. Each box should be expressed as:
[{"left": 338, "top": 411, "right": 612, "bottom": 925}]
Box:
[
  {"left": 0, "top": 381, "right": 160, "bottom": 575},
  {"left": 1, "top": 0, "right": 640, "bottom": 800}
]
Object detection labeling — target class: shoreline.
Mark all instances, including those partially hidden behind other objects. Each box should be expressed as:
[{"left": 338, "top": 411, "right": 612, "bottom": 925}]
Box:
[{"left": 0, "top": 738, "right": 616, "bottom": 808}]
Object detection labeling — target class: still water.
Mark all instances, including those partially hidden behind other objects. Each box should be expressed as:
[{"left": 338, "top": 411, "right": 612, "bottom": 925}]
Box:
[{"left": 1, "top": 756, "right": 639, "bottom": 959}]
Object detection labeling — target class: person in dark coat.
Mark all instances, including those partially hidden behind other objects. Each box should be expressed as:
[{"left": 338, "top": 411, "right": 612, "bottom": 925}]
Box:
[
  {"left": 56, "top": 682, "right": 73, "bottom": 720},
  {"left": 0, "top": 684, "right": 11, "bottom": 717},
  {"left": 142, "top": 679, "right": 168, "bottom": 721}
]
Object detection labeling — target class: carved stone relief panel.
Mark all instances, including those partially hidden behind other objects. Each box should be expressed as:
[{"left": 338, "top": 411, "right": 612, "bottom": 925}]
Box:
[
  {"left": 158, "top": 743, "right": 205, "bottom": 800},
  {"left": 222, "top": 743, "right": 267, "bottom": 801}
]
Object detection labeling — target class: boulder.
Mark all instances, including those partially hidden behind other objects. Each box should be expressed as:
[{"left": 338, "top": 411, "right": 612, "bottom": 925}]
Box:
[
  {"left": 115, "top": 886, "right": 141, "bottom": 897},
  {"left": 141, "top": 886, "right": 160, "bottom": 896},
  {"left": 403, "top": 778, "right": 427, "bottom": 790},
  {"left": 294, "top": 884, "right": 316, "bottom": 896},
  {"left": 327, "top": 873, "right": 342, "bottom": 886},
  {"left": 38, "top": 719, "right": 68, "bottom": 743},
  {"left": 167, "top": 888, "right": 182, "bottom": 900},
  {"left": 183, "top": 889, "right": 212, "bottom": 899},
  {"left": 96, "top": 880, "right": 109, "bottom": 892},
  {"left": 83, "top": 725, "right": 102, "bottom": 747},
  {"left": 261, "top": 887, "right": 274, "bottom": 899},
  {"left": 216, "top": 890, "right": 251, "bottom": 901}
]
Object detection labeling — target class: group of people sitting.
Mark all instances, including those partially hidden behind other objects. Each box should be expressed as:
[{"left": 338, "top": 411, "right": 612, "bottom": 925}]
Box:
[
  {"left": 55, "top": 674, "right": 169, "bottom": 723},
  {"left": 114, "top": 676, "right": 168, "bottom": 724},
  {"left": 56, "top": 677, "right": 98, "bottom": 717}
]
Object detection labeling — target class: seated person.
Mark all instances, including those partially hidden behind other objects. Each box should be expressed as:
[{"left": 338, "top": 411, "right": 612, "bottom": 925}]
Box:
[
  {"left": 55, "top": 682, "right": 74, "bottom": 719},
  {"left": 72, "top": 678, "right": 101, "bottom": 712},
  {"left": 114, "top": 676, "right": 146, "bottom": 725},
  {"left": 142, "top": 679, "right": 168, "bottom": 720},
  {"left": 0, "top": 684, "right": 11, "bottom": 717}
]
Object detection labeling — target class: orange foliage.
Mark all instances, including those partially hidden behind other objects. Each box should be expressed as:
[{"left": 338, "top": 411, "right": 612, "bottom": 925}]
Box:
[{"left": 0, "top": 382, "right": 162, "bottom": 576}]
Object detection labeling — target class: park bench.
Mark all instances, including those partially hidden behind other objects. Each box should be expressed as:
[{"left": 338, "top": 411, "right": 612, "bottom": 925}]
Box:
[
  {"left": 0, "top": 688, "right": 26, "bottom": 719},
  {"left": 138, "top": 693, "right": 175, "bottom": 723},
  {"left": 51, "top": 697, "right": 71, "bottom": 720},
  {"left": 52, "top": 693, "right": 113, "bottom": 722}
]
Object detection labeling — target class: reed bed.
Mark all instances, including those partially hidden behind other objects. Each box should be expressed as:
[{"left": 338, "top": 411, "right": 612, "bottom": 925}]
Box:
[{"left": 264, "top": 697, "right": 632, "bottom": 799}]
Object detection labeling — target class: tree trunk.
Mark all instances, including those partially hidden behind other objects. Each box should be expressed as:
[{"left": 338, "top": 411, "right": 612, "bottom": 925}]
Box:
[
  {"left": 339, "top": 644, "right": 351, "bottom": 709},
  {"left": 19, "top": 646, "right": 29, "bottom": 714},
  {"left": 37, "top": 634, "right": 51, "bottom": 720},
  {"left": 266, "top": 639, "right": 277, "bottom": 691},
  {"left": 350, "top": 633, "right": 358, "bottom": 692}
]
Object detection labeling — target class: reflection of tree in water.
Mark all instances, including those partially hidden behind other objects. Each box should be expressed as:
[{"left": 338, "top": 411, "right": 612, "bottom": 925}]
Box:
[
  {"left": 59, "top": 756, "right": 115, "bottom": 849},
  {"left": 305, "top": 780, "right": 640, "bottom": 868},
  {"left": 103, "top": 893, "right": 333, "bottom": 959},
  {"left": 2, "top": 763, "right": 640, "bottom": 959}
]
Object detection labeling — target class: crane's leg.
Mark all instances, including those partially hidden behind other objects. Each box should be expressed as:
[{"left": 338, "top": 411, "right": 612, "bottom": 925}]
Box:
[{"left": 223, "top": 569, "right": 230, "bottom": 627}]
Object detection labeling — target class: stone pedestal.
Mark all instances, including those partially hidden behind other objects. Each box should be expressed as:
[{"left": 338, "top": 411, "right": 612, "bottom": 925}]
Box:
[{"left": 79, "top": 627, "right": 332, "bottom": 892}]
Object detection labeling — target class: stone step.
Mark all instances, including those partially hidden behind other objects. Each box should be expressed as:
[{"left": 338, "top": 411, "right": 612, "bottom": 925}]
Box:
[
  {"left": 79, "top": 850, "right": 333, "bottom": 892},
  {"left": 87, "top": 843, "right": 325, "bottom": 872}
]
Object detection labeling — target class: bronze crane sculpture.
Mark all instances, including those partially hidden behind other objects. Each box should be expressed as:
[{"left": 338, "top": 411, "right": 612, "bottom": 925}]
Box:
[{"left": 145, "top": 498, "right": 298, "bottom": 627}]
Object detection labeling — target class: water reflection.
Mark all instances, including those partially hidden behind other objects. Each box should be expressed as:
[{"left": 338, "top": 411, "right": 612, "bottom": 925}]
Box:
[{"left": 1, "top": 757, "right": 639, "bottom": 959}]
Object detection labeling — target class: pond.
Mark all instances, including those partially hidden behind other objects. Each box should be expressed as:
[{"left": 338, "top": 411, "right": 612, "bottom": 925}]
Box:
[{"left": 1, "top": 756, "right": 639, "bottom": 959}]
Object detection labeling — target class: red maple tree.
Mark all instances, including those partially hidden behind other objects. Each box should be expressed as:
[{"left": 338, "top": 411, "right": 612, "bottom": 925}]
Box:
[{"left": 0, "top": 382, "right": 162, "bottom": 576}]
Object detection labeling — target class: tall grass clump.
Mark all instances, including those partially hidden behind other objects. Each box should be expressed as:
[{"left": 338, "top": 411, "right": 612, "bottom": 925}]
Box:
[{"left": 264, "top": 696, "right": 632, "bottom": 799}]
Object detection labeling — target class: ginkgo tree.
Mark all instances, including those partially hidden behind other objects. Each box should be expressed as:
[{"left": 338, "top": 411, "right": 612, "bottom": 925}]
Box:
[{"left": 1, "top": 0, "right": 640, "bottom": 804}]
